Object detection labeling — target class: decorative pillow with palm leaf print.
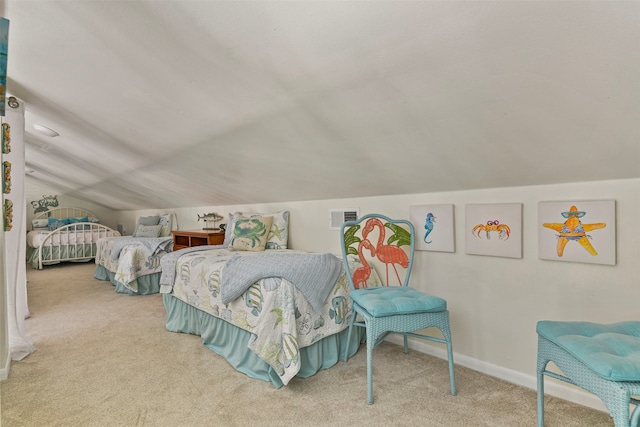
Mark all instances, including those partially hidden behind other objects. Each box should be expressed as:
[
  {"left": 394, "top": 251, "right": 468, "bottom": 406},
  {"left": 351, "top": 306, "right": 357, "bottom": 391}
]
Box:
[{"left": 229, "top": 216, "right": 274, "bottom": 252}]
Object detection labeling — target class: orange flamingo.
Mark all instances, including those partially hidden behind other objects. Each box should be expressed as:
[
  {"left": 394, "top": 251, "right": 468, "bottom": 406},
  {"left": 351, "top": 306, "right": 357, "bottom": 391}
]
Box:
[
  {"left": 363, "top": 218, "right": 408, "bottom": 286},
  {"left": 352, "top": 239, "right": 376, "bottom": 289}
]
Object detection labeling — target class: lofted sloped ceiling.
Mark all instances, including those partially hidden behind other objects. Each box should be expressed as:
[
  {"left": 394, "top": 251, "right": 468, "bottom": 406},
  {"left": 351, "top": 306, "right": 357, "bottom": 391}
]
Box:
[{"left": 3, "top": 1, "right": 639, "bottom": 211}]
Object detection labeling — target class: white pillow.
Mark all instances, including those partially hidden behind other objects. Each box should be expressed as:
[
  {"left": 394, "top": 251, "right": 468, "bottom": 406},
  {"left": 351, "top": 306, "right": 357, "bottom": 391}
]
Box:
[
  {"left": 137, "top": 215, "right": 160, "bottom": 226},
  {"left": 134, "top": 224, "right": 162, "bottom": 238},
  {"left": 32, "top": 218, "right": 49, "bottom": 229},
  {"left": 158, "top": 213, "right": 173, "bottom": 237}
]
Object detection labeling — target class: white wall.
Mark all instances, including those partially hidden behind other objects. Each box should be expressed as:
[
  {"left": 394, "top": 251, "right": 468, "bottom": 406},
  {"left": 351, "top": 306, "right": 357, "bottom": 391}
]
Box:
[{"left": 118, "top": 177, "right": 640, "bottom": 410}]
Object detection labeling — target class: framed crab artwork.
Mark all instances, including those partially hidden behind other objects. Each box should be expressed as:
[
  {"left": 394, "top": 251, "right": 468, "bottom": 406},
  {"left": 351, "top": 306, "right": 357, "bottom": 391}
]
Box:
[
  {"left": 538, "top": 200, "right": 616, "bottom": 265},
  {"left": 465, "top": 203, "right": 522, "bottom": 259}
]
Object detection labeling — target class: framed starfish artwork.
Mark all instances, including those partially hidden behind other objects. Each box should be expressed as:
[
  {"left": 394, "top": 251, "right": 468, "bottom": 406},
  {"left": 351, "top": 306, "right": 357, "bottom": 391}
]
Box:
[
  {"left": 409, "top": 204, "right": 455, "bottom": 252},
  {"left": 538, "top": 200, "right": 616, "bottom": 265}
]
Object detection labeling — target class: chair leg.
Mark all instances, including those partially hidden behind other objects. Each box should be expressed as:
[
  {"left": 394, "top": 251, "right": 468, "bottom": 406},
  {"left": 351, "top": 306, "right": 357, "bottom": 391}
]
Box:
[
  {"left": 630, "top": 403, "right": 640, "bottom": 427},
  {"left": 537, "top": 361, "right": 546, "bottom": 427},
  {"left": 603, "top": 388, "right": 632, "bottom": 427},
  {"left": 446, "top": 337, "right": 456, "bottom": 396},
  {"left": 438, "top": 317, "right": 457, "bottom": 396},
  {"left": 366, "top": 327, "right": 375, "bottom": 404}
]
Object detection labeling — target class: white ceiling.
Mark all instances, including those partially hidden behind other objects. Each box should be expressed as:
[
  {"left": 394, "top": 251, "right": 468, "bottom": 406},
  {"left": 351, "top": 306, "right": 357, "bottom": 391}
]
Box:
[{"left": 3, "top": 1, "right": 639, "bottom": 211}]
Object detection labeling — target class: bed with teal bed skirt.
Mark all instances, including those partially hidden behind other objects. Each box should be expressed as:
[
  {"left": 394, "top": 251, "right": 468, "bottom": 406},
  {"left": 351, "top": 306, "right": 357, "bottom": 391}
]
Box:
[
  {"left": 93, "top": 235, "right": 173, "bottom": 295},
  {"left": 160, "top": 247, "right": 364, "bottom": 387},
  {"left": 94, "top": 264, "right": 162, "bottom": 295},
  {"left": 163, "top": 292, "right": 363, "bottom": 387},
  {"left": 26, "top": 206, "right": 121, "bottom": 269}
]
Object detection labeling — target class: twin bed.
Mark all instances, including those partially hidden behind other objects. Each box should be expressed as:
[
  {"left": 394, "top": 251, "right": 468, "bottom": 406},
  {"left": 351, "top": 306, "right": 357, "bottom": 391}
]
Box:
[
  {"left": 27, "top": 206, "right": 173, "bottom": 295},
  {"left": 93, "top": 213, "right": 174, "bottom": 295},
  {"left": 160, "top": 210, "right": 364, "bottom": 387},
  {"left": 161, "top": 247, "right": 362, "bottom": 387},
  {"left": 27, "top": 207, "right": 120, "bottom": 269}
]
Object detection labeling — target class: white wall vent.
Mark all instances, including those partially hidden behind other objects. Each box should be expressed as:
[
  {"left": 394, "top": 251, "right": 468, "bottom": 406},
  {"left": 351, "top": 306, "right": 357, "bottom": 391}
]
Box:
[{"left": 329, "top": 208, "right": 359, "bottom": 230}]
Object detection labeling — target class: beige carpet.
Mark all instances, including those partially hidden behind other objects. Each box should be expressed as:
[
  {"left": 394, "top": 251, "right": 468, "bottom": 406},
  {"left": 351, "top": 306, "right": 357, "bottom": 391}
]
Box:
[{"left": 1, "top": 262, "right": 612, "bottom": 426}]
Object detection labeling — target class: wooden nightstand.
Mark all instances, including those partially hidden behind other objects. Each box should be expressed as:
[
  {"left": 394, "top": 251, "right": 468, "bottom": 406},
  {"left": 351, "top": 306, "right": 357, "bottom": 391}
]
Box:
[{"left": 172, "top": 229, "right": 225, "bottom": 250}]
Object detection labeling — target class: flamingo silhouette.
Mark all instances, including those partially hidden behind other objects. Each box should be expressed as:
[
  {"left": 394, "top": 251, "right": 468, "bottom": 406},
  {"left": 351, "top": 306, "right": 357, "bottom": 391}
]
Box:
[
  {"left": 362, "top": 218, "right": 408, "bottom": 286},
  {"left": 351, "top": 239, "right": 376, "bottom": 289}
]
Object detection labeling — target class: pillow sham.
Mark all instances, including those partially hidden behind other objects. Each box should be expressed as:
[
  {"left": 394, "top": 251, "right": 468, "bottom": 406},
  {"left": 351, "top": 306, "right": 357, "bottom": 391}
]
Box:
[
  {"left": 134, "top": 224, "right": 162, "bottom": 238},
  {"left": 47, "top": 217, "right": 70, "bottom": 231},
  {"left": 228, "top": 216, "right": 274, "bottom": 252},
  {"left": 158, "top": 213, "right": 173, "bottom": 237},
  {"left": 32, "top": 218, "right": 49, "bottom": 229},
  {"left": 68, "top": 216, "right": 89, "bottom": 224},
  {"left": 137, "top": 215, "right": 160, "bottom": 226},
  {"left": 224, "top": 210, "right": 289, "bottom": 249}
]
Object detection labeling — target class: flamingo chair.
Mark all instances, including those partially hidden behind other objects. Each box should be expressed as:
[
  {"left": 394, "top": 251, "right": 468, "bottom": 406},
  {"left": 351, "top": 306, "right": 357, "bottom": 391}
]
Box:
[{"left": 339, "top": 213, "right": 456, "bottom": 404}]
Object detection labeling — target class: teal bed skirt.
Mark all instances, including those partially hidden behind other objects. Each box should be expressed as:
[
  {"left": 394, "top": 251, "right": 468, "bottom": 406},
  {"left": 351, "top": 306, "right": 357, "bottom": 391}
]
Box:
[
  {"left": 162, "top": 293, "right": 363, "bottom": 388},
  {"left": 93, "top": 264, "right": 161, "bottom": 295},
  {"left": 27, "top": 244, "right": 95, "bottom": 269}
]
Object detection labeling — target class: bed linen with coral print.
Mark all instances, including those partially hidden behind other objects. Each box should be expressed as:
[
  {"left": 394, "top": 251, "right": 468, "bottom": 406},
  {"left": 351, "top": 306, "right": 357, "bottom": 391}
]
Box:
[
  {"left": 171, "top": 248, "right": 355, "bottom": 385},
  {"left": 96, "top": 236, "right": 170, "bottom": 293}
]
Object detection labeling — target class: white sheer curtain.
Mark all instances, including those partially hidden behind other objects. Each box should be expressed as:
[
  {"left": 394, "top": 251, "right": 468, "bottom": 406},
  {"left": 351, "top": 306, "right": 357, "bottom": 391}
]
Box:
[{"left": 4, "top": 99, "right": 35, "bottom": 361}]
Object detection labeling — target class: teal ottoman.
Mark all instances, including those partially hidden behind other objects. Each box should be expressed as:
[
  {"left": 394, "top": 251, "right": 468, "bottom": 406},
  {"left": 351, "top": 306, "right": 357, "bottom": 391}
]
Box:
[{"left": 537, "top": 321, "right": 640, "bottom": 427}]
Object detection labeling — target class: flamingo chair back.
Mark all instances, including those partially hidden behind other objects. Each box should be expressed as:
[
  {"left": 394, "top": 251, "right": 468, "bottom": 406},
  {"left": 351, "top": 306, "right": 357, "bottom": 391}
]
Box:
[{"left": 340, "top": 213, "right": 415, "bottom": 291}]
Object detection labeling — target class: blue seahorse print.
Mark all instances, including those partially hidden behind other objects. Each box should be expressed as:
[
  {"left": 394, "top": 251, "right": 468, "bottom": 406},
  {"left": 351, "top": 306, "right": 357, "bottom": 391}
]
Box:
[{"left": 424, "top": 212, "right": 436, "bottom": 244}]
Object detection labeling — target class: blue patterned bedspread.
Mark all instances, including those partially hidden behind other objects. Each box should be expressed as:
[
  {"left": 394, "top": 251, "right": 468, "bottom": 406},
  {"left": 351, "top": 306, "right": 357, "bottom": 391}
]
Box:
[
  {"left": 165, "top": 248, "right": 361, "bottom": 385},
  {"left": 96, "top": 236, "right": 173, "bottom": 292}
]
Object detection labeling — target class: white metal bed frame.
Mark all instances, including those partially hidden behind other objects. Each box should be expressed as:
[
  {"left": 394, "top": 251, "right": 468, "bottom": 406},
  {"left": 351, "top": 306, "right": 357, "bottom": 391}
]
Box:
[{"left": 30, "top": 207, "right": 121, "bottom": 269}]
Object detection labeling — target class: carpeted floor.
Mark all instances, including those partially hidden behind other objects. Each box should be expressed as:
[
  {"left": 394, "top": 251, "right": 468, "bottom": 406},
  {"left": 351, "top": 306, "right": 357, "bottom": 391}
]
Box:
[{"left": 1, "top": 262, "right": 612, "bottom": 426}]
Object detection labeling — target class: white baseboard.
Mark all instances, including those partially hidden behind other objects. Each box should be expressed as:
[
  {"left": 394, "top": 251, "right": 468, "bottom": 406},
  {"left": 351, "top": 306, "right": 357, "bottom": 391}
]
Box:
[{"left": 385, "top": 336, "right": 608, "bottom": 413}]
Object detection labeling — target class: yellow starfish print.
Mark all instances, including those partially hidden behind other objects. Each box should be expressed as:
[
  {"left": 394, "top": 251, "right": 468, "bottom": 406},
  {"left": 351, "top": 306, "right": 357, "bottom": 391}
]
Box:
[{"left": 542, "top": 205, "right": 606, "bottom": 256}]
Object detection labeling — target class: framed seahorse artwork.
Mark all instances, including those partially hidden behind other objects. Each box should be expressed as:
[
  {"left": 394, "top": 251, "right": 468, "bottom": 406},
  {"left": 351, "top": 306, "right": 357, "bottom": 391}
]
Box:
[
  {"left": 538, "top": 200, "right": 616, "bottom": 265},
  {"left": 465, "top": 203, "right": 522, "bottom": 259},
  {"left": 409, "top": 204, "right": 455, "bottom": 252}
]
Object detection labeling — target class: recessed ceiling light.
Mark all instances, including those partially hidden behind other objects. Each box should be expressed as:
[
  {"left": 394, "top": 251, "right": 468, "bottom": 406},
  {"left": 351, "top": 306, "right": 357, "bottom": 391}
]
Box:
[
  {"left": 7, "top": 97, "right": 19, "bottom": 109},
  {"left": 33, "top": 124, "right": 59, "bottom": 137}
]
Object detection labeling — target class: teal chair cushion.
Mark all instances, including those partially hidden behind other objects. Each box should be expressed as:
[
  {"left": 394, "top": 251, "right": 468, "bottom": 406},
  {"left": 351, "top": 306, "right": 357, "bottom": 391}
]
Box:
[
  {"left": 537, "top": 321, "right": 640, "bottom": 381},
  {"left": 350, "top": 286, "right": 446, "bottom": 317}
]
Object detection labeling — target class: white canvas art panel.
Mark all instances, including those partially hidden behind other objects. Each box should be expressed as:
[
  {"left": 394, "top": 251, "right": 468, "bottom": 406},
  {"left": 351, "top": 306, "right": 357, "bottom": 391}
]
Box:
[
  {"left": 465, "top": 203, "right": 522, "bottom": 258},
  {"left": 538, "top": 200, "right": 616, "bottom": 265},
  {"left": 409, "top": 204, "right": 455, "bottom": 252}
]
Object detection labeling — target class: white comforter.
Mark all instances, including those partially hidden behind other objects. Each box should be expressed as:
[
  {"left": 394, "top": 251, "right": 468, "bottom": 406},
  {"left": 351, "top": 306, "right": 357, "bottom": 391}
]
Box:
[{"left": 27, "top": 229, "right": 117, "bottom": 248}]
